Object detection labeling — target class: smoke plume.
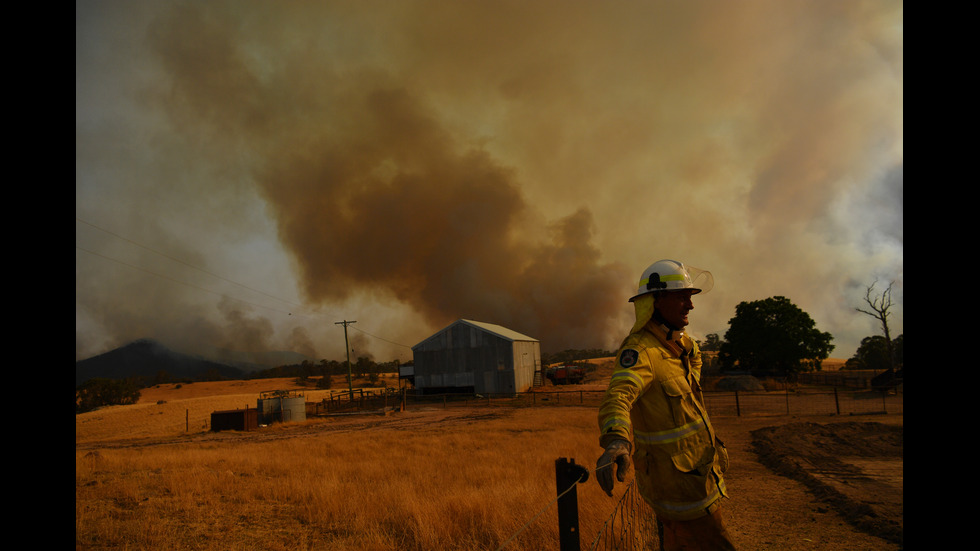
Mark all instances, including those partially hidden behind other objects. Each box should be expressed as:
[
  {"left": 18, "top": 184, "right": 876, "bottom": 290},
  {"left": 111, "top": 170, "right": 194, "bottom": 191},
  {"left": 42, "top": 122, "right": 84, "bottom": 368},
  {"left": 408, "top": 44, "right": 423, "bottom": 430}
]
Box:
[{"left": 76, "top": 1, "right": 902, "bottom": 362}]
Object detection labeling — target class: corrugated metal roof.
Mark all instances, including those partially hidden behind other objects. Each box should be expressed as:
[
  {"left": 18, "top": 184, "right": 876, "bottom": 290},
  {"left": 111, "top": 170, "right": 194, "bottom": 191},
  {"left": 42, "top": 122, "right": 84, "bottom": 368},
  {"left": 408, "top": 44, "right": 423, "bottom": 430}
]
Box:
[
  {"left": 412, "top": 319, "right": 538, "bottom": 349},
  {"left": 458, "top": 319, "right": 538, "bottom": 342}
]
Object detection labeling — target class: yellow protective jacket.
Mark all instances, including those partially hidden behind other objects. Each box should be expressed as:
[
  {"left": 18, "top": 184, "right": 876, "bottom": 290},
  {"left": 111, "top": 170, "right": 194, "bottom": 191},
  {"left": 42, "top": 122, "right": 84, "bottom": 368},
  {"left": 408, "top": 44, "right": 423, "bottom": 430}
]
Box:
[{"left": 598, "top": 319, "right": 729, "bottom": 521}]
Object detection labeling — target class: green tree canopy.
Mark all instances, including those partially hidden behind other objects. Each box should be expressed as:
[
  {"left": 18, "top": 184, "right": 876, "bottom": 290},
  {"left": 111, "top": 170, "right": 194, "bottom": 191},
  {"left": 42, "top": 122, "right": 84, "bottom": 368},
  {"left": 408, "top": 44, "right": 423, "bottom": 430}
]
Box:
[
  {"left": 700, "top": 333, "right": 723, "bottom": 352},
  {"left": 719, "top": 296, "right": 834, "bottom": 379},
  {"left": 76, "top": 377, "right": 142, "bottom": 414},
  {"left": 846, "top": 334, "right": 903, "bottom": 371}
]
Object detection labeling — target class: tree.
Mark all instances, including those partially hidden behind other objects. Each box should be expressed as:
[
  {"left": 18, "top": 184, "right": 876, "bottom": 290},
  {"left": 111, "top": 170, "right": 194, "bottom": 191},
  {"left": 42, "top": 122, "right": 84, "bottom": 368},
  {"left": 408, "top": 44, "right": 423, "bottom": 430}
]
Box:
[
  {"left": 316, "top": 373, "right": 333, "bottom": 389},
  {"left": 700, "top": 333, "right": 723, "bottom": 352},
  {"left": 855, "top": 280, "right": 898, "bottom": 371},
  {"left": 719, "top": 296, "right": 834, "bottom": 379},
  {"left": 76, "top": 377, "right": 142, "bottom": 414},
  {"left": 353, "top": 356, "right": 373, "bottom": 377},
  {"left": 847, "top": 334, "right": 903, "bottom": 371}
]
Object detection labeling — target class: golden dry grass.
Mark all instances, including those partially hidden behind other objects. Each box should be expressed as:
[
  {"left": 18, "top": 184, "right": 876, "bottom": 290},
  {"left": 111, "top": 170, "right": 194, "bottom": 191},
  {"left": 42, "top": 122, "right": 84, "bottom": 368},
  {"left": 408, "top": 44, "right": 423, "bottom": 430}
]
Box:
[
  {"left": 77, "top": 394, "right": 627, "bottom": 550},
  {"left": 77, "top": 375, "right": 400, "bottom": 445},
  {"left": 77, "top": 362, "right": 884, "bottom": 551},
  {"left": 820, "top": 358, "right": 848, "bottom": 371}
]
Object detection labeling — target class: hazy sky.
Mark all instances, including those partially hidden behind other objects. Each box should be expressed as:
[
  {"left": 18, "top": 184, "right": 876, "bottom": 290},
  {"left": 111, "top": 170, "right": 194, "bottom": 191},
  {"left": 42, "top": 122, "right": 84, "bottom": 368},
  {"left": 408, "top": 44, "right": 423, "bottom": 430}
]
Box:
[{"left": 76, "top": 0, "right": 903, "bottom": 365}]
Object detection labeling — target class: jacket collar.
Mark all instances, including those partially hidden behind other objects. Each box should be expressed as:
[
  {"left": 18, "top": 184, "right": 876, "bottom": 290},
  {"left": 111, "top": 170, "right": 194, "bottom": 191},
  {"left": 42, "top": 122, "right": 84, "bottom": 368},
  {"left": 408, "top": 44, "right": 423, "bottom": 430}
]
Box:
[{"left": 642, "top": 319, "right": 692, "bottom": 358}]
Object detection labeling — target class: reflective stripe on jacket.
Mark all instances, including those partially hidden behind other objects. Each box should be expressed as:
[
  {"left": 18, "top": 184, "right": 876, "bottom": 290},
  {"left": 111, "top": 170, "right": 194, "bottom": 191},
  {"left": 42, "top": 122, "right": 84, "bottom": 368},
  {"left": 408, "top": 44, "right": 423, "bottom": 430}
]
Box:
[{"left": 598, "top": 319, "right": 729, "bottom": 521}]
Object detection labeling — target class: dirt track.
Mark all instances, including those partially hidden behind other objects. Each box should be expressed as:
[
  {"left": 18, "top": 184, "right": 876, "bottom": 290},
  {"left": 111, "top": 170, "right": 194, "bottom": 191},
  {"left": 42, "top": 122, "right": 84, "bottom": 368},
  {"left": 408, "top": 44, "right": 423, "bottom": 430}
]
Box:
[
  {"left": 750, "top": 421, "right": 902, "bottom": 546},
  {"left": 714, "top": 413, "right": 903, "bottom": 550}
]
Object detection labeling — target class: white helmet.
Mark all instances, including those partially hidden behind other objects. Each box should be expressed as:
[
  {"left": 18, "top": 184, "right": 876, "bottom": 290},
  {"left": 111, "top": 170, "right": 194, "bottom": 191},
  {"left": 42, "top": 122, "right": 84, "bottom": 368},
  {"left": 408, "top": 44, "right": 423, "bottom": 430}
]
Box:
[{"left": 628, "top": 259, "right": 713, "bottom": 302}]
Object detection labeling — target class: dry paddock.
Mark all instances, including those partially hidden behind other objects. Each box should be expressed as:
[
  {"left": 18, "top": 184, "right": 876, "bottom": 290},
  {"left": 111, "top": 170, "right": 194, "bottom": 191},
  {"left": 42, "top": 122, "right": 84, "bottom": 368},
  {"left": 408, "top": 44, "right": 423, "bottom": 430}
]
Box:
[{"left": 77, "top": 381, "right": 902, "bottom": 550}]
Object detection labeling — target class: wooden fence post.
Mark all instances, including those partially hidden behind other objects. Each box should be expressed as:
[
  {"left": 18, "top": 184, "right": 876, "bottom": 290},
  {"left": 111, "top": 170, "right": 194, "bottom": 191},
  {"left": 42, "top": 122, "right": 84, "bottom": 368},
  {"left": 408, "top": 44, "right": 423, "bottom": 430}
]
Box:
[{"left": 555, "top": 457, "right": 589, "bottom": 551}]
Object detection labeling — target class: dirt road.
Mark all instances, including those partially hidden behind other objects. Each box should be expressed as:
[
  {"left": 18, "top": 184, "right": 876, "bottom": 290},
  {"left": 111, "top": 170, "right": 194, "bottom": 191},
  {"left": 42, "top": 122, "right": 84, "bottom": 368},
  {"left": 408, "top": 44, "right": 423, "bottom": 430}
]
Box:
[{"left": 713, "top": 413, "right": 902, "bottom": 550}]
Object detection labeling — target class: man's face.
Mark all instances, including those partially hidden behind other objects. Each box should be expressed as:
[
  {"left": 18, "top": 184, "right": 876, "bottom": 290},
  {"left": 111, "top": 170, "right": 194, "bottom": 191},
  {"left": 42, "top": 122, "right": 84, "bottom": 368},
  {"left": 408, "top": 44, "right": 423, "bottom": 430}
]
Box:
[{"left": 655, "top": 289, "right": 696, "bottom": 329}]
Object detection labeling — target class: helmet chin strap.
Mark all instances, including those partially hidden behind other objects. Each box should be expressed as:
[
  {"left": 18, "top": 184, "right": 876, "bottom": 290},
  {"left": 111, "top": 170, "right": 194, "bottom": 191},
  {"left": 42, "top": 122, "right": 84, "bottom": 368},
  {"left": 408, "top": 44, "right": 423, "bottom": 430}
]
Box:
[
  {"left": 640, "top": 312, "right": 688, "bottom": 358},
  {"left": 652, "top": 309, "right": 682, "bottom": 336},
  {"left": 630, "top": 293, "right": 684, "bottom": 340}
]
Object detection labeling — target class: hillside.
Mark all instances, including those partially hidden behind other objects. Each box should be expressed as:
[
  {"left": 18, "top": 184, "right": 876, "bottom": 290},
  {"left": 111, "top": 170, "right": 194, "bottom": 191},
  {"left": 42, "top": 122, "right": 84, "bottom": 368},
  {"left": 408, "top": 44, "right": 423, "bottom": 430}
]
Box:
[{"left": 75, "top": 339, "right": 246, "bottom": 387}]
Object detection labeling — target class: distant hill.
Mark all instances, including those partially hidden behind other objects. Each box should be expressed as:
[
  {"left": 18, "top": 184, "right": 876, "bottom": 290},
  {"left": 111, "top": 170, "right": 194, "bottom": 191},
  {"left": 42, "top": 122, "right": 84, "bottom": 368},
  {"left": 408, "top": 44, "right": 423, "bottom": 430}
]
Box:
[
  {"left": 75, "top": 339, "right": 247, "bottom": 387},
  {"left": 201, "top": 346, "right": 312, "bottom": 373}
]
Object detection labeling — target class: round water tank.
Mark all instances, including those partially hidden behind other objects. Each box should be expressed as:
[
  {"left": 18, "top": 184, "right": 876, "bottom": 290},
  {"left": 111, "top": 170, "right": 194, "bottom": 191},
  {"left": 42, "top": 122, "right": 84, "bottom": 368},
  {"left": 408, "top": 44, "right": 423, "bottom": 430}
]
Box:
[
  {"left": 256, "top": 395, "right": 307, "bottom": 424},
  {"left": 280, "top": 396, "right": 306, "bottom": 422}
]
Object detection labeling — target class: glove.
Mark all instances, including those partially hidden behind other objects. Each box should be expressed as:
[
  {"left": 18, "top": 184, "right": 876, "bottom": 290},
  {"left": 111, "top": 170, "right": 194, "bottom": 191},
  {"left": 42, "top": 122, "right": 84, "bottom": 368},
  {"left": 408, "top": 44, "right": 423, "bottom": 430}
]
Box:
[{"left": 596, "top": 439, "right": 631, "bottom": 496}]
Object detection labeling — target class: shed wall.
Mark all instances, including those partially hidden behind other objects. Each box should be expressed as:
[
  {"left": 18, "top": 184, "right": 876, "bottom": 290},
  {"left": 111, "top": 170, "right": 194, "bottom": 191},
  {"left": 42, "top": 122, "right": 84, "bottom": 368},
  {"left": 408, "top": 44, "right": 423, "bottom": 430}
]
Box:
[
  {"left": 210, "top": 408, "right": 259, "bottom": 432},
  {"left": 412, "top": 321, "right": 540, "bottom": 394}
]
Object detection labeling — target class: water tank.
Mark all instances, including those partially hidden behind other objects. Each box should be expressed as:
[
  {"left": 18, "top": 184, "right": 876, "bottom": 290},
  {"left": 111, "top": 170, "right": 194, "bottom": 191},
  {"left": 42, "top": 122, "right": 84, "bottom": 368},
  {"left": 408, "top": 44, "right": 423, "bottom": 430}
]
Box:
[{"left": 256, "top": 391, "right": 307, "bottom": 424}]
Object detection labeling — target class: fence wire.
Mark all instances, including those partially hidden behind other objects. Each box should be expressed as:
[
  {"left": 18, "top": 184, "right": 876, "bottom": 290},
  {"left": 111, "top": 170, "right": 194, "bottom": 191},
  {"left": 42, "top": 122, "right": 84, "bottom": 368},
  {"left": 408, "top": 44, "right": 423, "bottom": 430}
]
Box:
[
  {"left": 493, "top": 469, "right": 588, "bottom": 551},
  {"left": 494, "top": 460, "right": 653, "bottom": 551},
  {"left": 313, "top": 386, "right": 903, "bottom": 418},
  {"left": 588, "top": 478, "right": 658, "bottom": 551}
]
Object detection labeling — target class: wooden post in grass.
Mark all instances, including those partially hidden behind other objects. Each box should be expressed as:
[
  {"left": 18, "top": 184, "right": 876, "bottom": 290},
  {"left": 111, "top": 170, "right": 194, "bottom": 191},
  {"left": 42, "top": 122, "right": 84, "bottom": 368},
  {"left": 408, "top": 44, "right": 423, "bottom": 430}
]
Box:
[{"left": 555, "top": 457, "right": 589, "bottom": 551}]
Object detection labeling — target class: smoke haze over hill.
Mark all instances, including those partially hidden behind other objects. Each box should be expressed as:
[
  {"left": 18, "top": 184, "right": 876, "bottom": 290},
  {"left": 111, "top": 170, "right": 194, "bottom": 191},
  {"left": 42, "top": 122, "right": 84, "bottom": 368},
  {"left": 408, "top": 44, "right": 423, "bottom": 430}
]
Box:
[{"left": 76, "top": 1, "right": 903, "bottom": 364}]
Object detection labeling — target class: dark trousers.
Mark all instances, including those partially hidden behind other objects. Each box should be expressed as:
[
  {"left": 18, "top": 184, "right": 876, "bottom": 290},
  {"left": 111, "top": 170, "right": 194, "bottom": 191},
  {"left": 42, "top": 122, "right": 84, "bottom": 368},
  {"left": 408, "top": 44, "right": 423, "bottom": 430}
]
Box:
[{"left": 658, "top": 508, "right": 737, "bottom": 551}]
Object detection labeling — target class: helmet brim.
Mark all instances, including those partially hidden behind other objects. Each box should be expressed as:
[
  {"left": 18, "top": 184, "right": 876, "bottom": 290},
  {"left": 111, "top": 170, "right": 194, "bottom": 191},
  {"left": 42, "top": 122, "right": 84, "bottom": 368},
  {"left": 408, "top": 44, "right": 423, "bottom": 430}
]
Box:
[{"left": 628, "top": 288, "right": 703, "bottom": 303}]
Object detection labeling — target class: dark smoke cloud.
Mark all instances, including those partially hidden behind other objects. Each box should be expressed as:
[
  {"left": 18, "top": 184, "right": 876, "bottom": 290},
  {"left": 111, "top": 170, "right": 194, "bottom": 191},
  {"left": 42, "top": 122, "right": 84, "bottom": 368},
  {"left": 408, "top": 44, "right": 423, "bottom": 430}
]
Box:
[
  {"left": 76, "top": 1, "right": 902, "bottom": 362},
  {"left": 256, "top": 87, "right": 631, "bottom": 350},
  {"left": 139, "top": 1, "right": 632, "bottom": 353}
]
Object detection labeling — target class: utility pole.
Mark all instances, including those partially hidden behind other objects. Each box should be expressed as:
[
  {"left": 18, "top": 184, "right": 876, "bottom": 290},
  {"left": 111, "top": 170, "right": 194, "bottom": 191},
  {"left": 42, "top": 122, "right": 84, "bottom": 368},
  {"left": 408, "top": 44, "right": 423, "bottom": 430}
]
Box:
[{"left": 335, "top": 320, "right": 357, "bottom": 400}]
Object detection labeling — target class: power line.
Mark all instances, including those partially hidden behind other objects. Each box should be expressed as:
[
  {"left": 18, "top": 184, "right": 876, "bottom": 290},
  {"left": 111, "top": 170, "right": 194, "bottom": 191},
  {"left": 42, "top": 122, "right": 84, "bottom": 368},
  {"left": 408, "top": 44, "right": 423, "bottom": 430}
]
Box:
[
  {"left": 77, "top": 216, "right": 418, "bottom": 351},
  {"left": 350, "top": 325, "right": 413, "bottom": 349},
  {"left": 75, "top": 245, "right": 295, "bottom": 317},
  {"left": 76, "top": 217, "right": 304, "bottom": 309}
]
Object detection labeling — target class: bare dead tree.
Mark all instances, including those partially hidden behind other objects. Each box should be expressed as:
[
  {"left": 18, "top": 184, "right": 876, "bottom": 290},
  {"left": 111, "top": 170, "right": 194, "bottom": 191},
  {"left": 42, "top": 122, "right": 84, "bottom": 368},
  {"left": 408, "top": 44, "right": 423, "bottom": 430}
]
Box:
[{"left": 855, "top": 280, "right": 896, "bottom": 371}]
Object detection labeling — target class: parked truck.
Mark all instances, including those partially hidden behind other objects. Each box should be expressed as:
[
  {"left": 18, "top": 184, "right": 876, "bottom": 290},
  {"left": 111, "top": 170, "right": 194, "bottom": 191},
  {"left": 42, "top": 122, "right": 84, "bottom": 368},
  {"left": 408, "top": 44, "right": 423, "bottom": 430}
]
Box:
[{"left": 546, "top": 364, "right": 587, "bottom": 385}]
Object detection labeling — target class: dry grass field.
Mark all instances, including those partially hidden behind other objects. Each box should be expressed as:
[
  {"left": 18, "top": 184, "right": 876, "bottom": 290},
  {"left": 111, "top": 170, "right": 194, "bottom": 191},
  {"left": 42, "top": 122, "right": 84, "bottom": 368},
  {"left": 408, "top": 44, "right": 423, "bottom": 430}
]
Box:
[{"left": 76, "top": 371, "right": 902, "bottom": 550}]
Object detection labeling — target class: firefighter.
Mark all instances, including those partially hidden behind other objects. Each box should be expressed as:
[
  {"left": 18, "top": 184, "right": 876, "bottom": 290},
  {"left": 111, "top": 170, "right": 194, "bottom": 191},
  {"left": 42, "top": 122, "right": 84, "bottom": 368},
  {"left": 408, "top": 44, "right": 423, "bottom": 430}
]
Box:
[{"left": 597, "top": 259, "right": 736, "bottom": 550}]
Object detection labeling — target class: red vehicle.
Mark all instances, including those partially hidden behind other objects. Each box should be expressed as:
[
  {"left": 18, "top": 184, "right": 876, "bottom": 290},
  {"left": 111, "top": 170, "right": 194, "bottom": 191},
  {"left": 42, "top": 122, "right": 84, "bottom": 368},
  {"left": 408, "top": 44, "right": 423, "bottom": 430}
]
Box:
[{"left": 546, "top": 364, "right": 586, "bottom": 385}]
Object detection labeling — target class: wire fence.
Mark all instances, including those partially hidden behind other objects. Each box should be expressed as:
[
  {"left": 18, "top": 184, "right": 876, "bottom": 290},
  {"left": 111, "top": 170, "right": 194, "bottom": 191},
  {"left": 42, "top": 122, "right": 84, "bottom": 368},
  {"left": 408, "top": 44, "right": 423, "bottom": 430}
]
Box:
[
  {"left": 587, "top": 478, "right": 659, "bottom": 551},
  {"left": 490, "top": 457, "right": 657, "bottom": 551},
  {"left": 311, "top": 386, "right": 903, "bottom": 418}
]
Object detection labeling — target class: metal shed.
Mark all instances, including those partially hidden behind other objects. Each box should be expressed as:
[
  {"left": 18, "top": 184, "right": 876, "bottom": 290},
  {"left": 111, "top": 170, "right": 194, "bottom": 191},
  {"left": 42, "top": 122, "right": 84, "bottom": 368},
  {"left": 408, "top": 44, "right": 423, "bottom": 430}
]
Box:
[
  {"left": 411, "top": 319, "right": 541, "bottom": 395},
  {"left": 210, "top": 408, "right": 259, "bottom": 432}
]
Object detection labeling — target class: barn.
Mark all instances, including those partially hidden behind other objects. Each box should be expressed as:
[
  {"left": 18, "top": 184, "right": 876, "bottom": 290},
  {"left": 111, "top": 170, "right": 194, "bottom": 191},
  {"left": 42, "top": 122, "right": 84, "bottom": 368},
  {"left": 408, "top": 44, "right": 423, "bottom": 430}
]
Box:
[{"left": 410, "top": 319, "right": 541, "bottom": 395}]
